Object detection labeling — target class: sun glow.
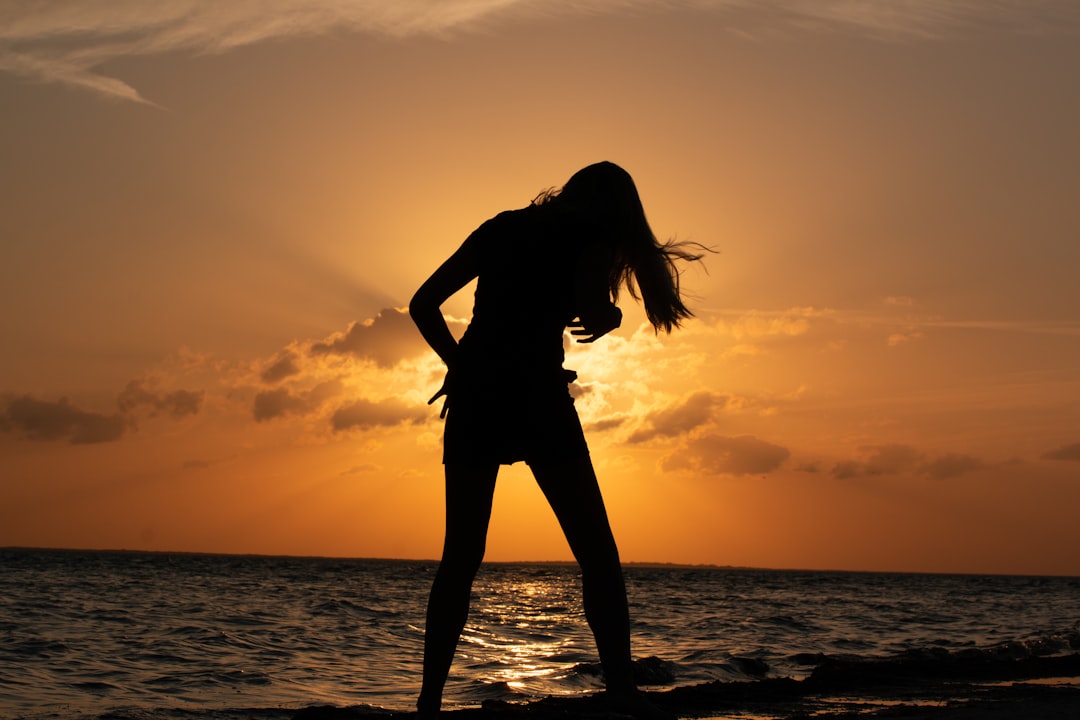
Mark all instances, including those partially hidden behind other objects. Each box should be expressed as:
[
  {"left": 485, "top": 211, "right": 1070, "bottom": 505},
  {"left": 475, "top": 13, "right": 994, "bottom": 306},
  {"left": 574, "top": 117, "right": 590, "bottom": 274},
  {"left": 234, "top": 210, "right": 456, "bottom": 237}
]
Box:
[{"left": 2, "top": 1, "right": 1079, "bottom": 576}]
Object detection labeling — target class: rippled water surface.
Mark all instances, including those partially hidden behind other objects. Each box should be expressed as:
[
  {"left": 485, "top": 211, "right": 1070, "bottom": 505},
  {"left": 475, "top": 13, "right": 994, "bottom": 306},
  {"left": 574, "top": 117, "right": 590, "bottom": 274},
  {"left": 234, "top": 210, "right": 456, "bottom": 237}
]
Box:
[{"left": 1, "top": 549, "right": 1078, "bottom": 718}]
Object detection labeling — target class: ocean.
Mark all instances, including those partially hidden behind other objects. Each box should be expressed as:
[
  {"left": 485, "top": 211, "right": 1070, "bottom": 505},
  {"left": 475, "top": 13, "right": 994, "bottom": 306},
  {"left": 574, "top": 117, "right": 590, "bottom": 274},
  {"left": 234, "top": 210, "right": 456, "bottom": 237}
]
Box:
[{"left": 1, "top": 548, "right": 1078, "bottom": 720}]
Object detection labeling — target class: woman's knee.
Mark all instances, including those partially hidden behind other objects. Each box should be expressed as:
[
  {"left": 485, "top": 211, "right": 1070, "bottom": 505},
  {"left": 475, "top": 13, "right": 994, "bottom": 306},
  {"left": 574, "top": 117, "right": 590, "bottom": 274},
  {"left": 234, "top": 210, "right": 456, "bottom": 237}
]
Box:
[
  {"left": 440, "top": 534, "right": 487, "bottom": 574},
  {"left": 580, "top": 550, "right": 623, "bottom": 583}
]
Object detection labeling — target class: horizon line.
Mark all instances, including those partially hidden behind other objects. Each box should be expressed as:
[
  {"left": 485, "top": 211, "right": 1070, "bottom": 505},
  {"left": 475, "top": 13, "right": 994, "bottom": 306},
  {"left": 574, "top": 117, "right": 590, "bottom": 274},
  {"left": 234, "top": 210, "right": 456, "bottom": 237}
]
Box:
[{"left": 4, "top": 545, "right": 1077, "bottom": 579}]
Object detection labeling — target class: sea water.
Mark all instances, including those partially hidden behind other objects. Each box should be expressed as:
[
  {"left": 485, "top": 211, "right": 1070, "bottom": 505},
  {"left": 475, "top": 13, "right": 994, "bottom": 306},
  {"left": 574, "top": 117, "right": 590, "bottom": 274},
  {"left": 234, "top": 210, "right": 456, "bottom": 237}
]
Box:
[{"left": 1, "top": 548, "right": 1078, "bottom": 719}]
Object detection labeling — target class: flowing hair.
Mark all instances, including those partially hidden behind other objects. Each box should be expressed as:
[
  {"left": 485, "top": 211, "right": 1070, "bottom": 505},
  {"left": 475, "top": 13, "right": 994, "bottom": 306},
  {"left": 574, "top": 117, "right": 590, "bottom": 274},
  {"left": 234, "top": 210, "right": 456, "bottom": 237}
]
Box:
[{"left": 534, "top": 161, "right": 707, "bottom": 333}]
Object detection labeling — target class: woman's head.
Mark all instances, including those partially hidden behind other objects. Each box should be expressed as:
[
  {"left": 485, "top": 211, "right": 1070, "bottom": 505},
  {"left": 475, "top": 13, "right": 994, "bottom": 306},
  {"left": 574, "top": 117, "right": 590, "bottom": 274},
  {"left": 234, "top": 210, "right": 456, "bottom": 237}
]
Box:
[
  {"left": 539, "top": 161, "right": 704, "bottom": 333},
  {"left": 558, "top": 161, "right": 643, "bottom": 227}
]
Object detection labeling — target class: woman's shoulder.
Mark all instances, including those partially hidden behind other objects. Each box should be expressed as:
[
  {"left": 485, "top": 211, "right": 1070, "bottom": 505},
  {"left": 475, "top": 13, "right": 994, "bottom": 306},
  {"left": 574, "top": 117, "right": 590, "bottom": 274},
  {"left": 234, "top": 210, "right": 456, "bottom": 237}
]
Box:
[
  {"left": 472, "top": 204, "right": 603, "bottom": 257},
  {"left": 467, "top": 206, "right": 535, "bottom": 242},
  {"left": 490, "top": 205, "right": 536, "bottom": 225}
]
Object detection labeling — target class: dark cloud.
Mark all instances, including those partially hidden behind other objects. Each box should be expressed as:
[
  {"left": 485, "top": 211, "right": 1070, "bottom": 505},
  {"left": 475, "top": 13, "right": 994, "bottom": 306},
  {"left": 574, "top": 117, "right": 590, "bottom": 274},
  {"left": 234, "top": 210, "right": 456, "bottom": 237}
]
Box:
[
  {"left": 832, "top": 444, "right": 921, "bottom": 479},
  {"left": 628, "top": 391, "right": 726, "bottom": 444},
  {"left": 340, "top": 464, "right": 380, "bottom": 476},
  {"left": 833, "top": 444, "right": 986, "bottom": 480},
  {"left": 253, "top": 388, "right": 307, "bottom": 422},
  {"left": 921, "top": 453, "right": 984, "bottom": 480},
  {"left": 331, "top": 398, "right": 427, "bottom": 433},
  {"left": 2, "top": 380, "right": 202, "bottom": 445},
  {"left": 585, "top": 415, "right": 628, "bottom": 433},
  {"left": 310, "top": 308, "right": 456, "bottom": 368},
  {"left": 253, "top": 380, "right": 343, "bottom": 422},
  {"left": 1043, "top": 442, "right": 1080, "bottom": 462},
  {"left": 832, "top": 461, "right": 865, "bottom": 480},
  {"left": 568, "top": 382, "right": 591, "bottom": 399},
  {"left": 0, "top": 394, "right": 126, "bottom": 444},
  {"left": 117, "top": 379, "right": 203, "bottom": 418},
  {"left": 260, "top": 351, "right": 301, "bottom": 384},
  {"left": 663, "top": 434, "right": 790, "bottom": 476}
]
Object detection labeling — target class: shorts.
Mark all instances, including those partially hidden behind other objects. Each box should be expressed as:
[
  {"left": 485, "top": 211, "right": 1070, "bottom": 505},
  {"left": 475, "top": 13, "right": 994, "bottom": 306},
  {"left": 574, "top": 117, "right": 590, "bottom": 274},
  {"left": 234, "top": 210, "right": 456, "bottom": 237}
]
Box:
[{"left": 442, "top": 372, "right": 589, "bottom": 466}]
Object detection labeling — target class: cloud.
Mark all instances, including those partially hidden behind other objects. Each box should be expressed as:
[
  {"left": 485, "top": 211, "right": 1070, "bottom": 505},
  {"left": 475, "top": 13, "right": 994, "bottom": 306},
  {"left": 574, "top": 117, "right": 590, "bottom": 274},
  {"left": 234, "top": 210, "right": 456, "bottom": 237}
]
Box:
[
  {"left": 117, "top": 379, "right": 204, "bottom": 418},
  {"left": 330, "top": 397, "right": 428, "bottom": 432},
  {"left": 253, "top": 379, "right": 343, "bottom": 422},
  {"left": 0, "top": 0, "right": 595, "bottom": 103},
  {"left": 310, "top": 308, "right": 447, "bottom": 368},
  {"left": 260, "top": 350, "right": 302, "bottom": 384},
  {"left": 4, "top": 1, "right": 1075, "bottom": 103},
  {"left": 1043, "top": 442, "right": 1080, "bottom": 462},
  {"left": 585, "top": 415, "right": 628, "bottom": 433},
  {"left": 920, "top": 453, "right": 984, "bottom": 480},
  {"left": 887, "top": 330, "right": 925, "bottom": 347},
  {"left": 1, "top": 378, "right": 205, "bottom": 444},
  {"left": 0, "top": 47, "right": 159, "bottom": 105},
  {"left": 341, "top": 463, "right": 380, "bottom": 475},
  {"left": 628, "top": 391, "right": 726, "bottom": 443},
  {"left": 708, "top": 307, "right": 825, "bottom": 342},
  {"left": 774, "top": 0, "right": 1080, "bottom": 39},
  {"left": 709, "top": 306, "right": 1080, "bottom": 346},
  {"left": 944, "top": 321, "right": 1080, "bottom": 337},
  {"left": 662, "top": 434, "right": 790, "bottom": 476},
  {"left": 0, "top": 394, "right": 126, "bottom": 444},
  {"left": 833, "top": 444, "right": 922, "bottom": 479},
  {"left": 833, "top": 444, "right": 986, "bottom": 480},
  {"left": 253, "top": 388, "right": 308, "bottom": 422}
]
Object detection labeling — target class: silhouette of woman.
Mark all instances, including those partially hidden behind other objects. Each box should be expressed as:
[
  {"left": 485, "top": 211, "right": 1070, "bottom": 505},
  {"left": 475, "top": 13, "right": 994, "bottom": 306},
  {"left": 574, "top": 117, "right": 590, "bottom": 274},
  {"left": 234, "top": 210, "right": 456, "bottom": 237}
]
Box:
[{"left": 409, "top": 161, "right": 702, "bottom": 718}]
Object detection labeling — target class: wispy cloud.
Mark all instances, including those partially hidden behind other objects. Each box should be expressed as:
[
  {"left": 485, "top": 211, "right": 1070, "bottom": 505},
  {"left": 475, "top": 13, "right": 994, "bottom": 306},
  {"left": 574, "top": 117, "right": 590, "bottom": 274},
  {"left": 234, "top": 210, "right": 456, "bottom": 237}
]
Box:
[
  {"left": 2, "top": 0, "right": 1075, "bottom": 103},
  {"left": 0, "top": 0, "right": 546, "bottom": 103},
  {"left": 707, "top": 306, "right": 1080, "bottom": 340},
  {"left": 765, "top": 0, "right": 1079, "bottom": 39},
  {"left": 0, "top": 46, "right": 158, "bottom": 105}
]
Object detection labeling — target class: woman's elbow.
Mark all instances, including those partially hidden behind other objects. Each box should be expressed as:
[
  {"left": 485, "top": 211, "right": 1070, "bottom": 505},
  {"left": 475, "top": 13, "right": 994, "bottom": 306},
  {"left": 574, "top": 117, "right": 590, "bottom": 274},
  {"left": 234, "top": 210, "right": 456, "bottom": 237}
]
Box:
[
  {"left": 408, "top": 287, "right": 427, "bottom": 317},
  {"left": 409, "top": 287, "right": 439, "bottom": 325}
]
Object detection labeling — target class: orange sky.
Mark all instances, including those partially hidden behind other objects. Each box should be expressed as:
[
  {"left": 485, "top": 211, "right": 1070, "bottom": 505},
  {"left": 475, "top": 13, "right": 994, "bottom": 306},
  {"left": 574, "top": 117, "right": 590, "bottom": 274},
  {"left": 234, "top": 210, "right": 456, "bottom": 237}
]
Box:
[{"left": 2, "top": 1, "right": 1079, "bottom": 575}]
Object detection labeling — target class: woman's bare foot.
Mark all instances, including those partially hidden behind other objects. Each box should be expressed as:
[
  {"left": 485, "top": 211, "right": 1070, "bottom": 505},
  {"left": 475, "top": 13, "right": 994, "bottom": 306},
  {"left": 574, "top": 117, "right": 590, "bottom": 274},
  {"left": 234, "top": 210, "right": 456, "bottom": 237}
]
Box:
[{"left": 416, "top": 695, "right": 440, "bottom": 719}]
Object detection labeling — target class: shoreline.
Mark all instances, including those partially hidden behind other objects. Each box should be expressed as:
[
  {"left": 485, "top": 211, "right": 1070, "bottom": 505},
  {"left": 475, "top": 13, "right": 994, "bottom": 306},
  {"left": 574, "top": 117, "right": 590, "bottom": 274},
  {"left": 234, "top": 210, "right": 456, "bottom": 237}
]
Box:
[{"left": 291, "top": 654, "right": 1080, "bottom": 720}]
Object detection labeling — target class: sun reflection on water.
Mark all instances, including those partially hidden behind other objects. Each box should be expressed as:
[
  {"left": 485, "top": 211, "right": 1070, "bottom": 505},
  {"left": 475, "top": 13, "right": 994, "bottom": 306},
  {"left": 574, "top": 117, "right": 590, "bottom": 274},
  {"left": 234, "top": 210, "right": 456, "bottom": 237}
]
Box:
[{"left": 456, "top": 569, "right": 600, "bottom": 697}]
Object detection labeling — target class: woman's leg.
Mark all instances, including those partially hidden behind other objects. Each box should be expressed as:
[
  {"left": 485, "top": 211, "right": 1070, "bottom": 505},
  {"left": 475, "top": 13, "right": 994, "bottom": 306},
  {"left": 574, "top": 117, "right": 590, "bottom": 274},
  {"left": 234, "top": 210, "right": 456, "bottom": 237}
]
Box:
[
  {"left": 417, "top": 462, "right": 499, "bottom": 717},
  {"left": 529, "top": 457, "right": 637, "bottom": 697}
]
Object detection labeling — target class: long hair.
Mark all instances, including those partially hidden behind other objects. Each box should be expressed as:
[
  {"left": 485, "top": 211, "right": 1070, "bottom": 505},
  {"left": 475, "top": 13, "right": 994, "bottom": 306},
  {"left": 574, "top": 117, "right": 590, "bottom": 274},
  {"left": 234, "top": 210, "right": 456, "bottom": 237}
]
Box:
[{"left": 534, "top": 161, "right": 705, "bottom": 333}]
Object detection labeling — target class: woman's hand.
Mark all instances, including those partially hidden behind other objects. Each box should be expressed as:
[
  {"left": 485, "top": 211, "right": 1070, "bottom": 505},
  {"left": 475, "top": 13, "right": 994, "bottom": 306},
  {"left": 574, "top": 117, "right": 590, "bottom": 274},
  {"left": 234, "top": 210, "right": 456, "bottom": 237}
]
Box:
[
  {"left": 573, "top": 241, "right": 620, "bottom": 343},
  {"left": 570, "top": 303, "right": 622, "bottom": 343},
  {"left": 427, "top": 369, "right": 454, "bottom": 419}
]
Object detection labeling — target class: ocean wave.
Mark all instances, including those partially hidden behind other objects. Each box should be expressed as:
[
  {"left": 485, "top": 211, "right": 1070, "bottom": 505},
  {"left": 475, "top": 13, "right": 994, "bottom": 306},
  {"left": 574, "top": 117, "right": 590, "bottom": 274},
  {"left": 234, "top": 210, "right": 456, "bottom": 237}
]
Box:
[{"left": 5, "top": 551, "right": 1080, "bottom": 720}]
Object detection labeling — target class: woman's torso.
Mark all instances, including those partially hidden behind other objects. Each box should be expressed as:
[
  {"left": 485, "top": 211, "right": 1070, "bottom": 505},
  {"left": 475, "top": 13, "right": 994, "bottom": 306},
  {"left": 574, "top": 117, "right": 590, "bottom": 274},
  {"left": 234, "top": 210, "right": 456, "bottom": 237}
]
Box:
[{"left": 457, "top": 204, "right": 590, "bottom": 388}]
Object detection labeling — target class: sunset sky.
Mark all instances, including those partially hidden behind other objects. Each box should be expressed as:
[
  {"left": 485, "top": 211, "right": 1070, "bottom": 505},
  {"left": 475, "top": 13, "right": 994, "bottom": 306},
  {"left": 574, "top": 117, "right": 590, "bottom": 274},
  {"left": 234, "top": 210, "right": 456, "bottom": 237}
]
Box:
[{"left": 2, "top": 0, "right": 1078, "bottom": 576}]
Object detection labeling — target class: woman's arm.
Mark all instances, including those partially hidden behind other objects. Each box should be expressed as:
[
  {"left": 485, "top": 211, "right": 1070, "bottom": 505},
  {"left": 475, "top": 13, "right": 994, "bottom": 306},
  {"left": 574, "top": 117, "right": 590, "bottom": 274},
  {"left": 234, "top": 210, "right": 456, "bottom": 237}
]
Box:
[
  {"left": 409, "top": 239, "right": 480, "bottom": 366},
  {"left": 571, "top": 242, "right": 622, "bottom": 343}
]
